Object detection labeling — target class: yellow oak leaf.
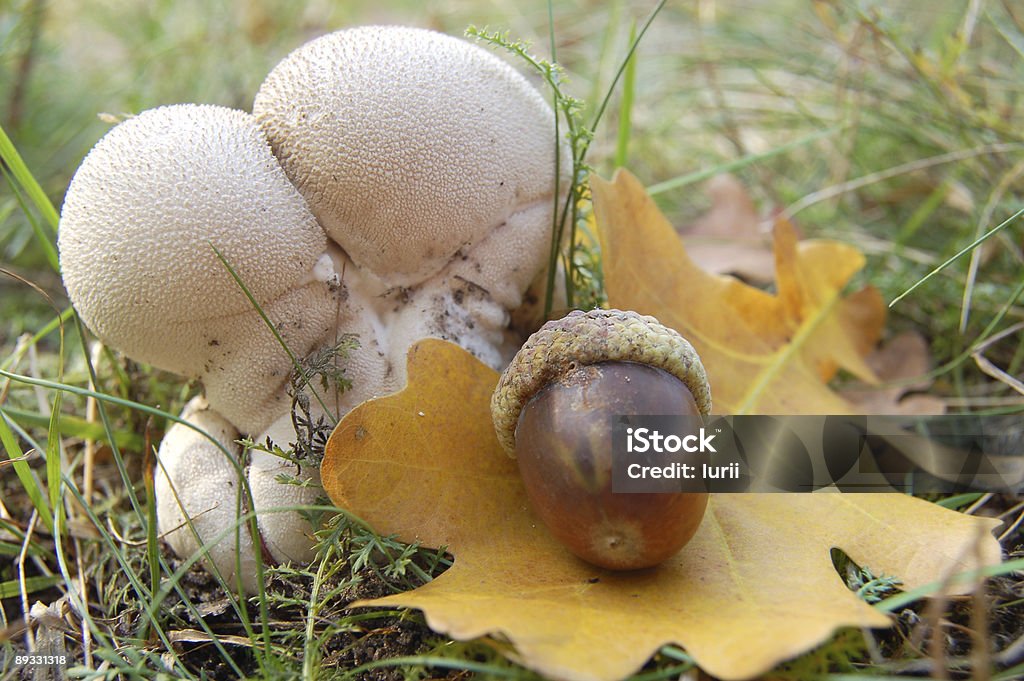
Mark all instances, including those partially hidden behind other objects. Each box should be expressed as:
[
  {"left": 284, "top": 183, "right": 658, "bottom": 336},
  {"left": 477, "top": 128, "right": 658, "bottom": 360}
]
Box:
[
  {"left": 322, "top": 339, "right": 1002, "bottom": 681},
  {"left": 592, "top": 169, "right": 885, "bottom": 414}
]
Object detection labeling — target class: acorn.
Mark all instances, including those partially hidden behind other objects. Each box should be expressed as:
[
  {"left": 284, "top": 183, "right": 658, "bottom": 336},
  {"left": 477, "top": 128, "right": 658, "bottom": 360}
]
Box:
[{"left": 491, "top": 309, "right": 712, "bottom": 570}]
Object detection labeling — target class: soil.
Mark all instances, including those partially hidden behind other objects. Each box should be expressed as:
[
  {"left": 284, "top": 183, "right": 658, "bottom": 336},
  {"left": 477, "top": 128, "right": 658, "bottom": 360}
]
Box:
[{"left": 156, "top": 548, "right": 454, "bottom": 680}]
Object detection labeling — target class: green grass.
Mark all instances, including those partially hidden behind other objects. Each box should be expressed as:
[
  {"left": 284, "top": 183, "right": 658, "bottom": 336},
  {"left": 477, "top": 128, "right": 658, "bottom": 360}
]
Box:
[{"left": 1, "top": 0, "right": 1023, "bottom": 679}]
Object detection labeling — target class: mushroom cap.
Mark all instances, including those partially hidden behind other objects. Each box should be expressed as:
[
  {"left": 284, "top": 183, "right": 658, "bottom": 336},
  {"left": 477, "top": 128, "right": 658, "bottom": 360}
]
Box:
[
  {"left": 196, "top": 282, "right": 339, "bottom": 434},
  {"left": 491, "top": 309, "right": 713, "bottom": 455},
  {"left": 58, "top": 104, "right": 328, "bottom": 375},
  {"left": 444, "top": 200, "right": 558, "bottom": 312},
  {"left": 154, "top": 396, "right": 260, "bottom": 593},
  {"left": 253, "top": 25, "right": 561, "bottom": 288}
]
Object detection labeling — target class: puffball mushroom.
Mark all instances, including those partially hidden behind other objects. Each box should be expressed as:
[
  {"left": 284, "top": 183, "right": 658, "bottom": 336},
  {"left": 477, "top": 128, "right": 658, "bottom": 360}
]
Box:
[
  {"left": 248, "top": 410, "right": 328, "bottom": 565},
  {"left": 58, "top": 25, "right": 566, "bottom": 592},
  {"left": 58, "top": 104, "right": 341, "bottom": 434},
  {"left": 254, "top": 26, "right": 559, "bottom": 298},
  {"left": 153, "top": 396, "right": 261, "bottom": 594}
]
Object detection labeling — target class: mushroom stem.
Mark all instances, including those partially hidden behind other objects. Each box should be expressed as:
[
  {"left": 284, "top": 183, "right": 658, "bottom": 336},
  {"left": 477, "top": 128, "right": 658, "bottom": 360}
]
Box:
[
  {"left": 249, "top": 411, "right": 328, "bottom": 565},
  {"left": 154, "top": 397, "right": 262, "bottom": 594}
]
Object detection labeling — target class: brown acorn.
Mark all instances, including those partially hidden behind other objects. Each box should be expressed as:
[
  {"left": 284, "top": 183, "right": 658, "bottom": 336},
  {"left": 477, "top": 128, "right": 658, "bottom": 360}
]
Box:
[{"left": 491, "top": 309, "right": 712, "bottom": 570}]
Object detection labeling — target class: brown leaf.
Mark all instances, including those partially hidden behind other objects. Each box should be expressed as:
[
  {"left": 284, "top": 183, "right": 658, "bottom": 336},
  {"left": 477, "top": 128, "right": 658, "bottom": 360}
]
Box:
[
  {"left": 168, "top": 629, "right": 254, "bottom": 647},
  {"left": 593, "top": 169, "right": 885, "bottom": 414},
  {"left": 842, "top": 332, "right": 947, "bottom": 414},
  {"left": 679, "top": 174, "right": 776, "bottom": 284},
  {"left": 323, "top": 340, "right": 1002, "bottom": 681}
]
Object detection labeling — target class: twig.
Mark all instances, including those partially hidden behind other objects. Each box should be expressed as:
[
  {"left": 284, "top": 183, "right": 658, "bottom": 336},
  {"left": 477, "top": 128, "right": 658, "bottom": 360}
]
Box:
[
  {"left": 971, "top": 322, "right": 1024, "bottom": 396},
  {"left": 970, "top": 525, "right": 992, "bottom": 681},
  {"left": 18, "top": 510, "right": 39, "bottom": 652}
]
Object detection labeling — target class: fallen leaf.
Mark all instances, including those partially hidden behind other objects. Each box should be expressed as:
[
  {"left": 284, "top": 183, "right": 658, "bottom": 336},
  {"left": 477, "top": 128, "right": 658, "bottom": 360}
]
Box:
[
  {"left": 593, "top": 169, "right": 885, "bottom": 414},
  {"left": 323, "top": 339, "right": 1003, "bottom": 681},
  {"left": 678, "top": 174, "right": 776, "bottom": 284},
  {"left": 842, "top": 331, "right": 947, "bottom": 414},
  {"left": 168, "top": 629, "right": 254, "bottom": 647}
]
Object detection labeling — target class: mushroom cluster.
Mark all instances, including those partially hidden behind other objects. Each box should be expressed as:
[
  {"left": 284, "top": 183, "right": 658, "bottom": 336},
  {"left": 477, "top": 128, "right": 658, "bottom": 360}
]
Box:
[{"left": 58, "top": 25, "right": 566, "bottom": 592}]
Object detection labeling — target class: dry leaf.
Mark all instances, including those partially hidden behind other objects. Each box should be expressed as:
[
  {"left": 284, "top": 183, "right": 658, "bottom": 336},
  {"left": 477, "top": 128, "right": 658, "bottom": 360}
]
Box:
[
  {"left": 679, "top": 174, "right": 776, "bottom": 284},
  {"left": 323, "top": 339, "right": 1002, "bottom": 681},
  {"left": 593, "top": 169, "right": 885, "bottom": 414},
  {"left": 842, "top": 332, "right": 947, "bottom": 414},
  {"left": 168, "top": 629, "right": 253, "bottom": 647}
]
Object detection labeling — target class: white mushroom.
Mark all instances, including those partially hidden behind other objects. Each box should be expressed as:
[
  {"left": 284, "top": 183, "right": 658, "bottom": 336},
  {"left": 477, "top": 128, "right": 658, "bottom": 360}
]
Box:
[
  {"left": 60, "top": 25, "right": 567, "bottom": 592},
  {"left": 154, "top": 396, "right": 260, "bottom": 594},
  {"left": 248, "top": 410, "right": 327, "bottom": 565},
  {"left": 155, "top": 400, "right": 329, "bottom": 585},
  {"left": 58, "top": 104, "right": 339, "bottom": 434},
  {"left": 253, "top": 25, "right": 561, "bottom": 297},
  {"left": 58, "top": 105, "right": 401, "bottom": 590}
]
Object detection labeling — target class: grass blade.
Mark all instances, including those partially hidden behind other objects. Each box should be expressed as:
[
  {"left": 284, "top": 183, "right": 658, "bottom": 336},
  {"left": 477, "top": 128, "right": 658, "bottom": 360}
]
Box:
[
  {"left": 0, "top": 307, "right": 75, "bottom": 373},
  {"left": 45, "top": 391, "right": 63, "bottom": 533},
  {"left": 142, "top": 431, "right": 161, "bottom": 610},
  {"left": 614, "top": 21, "right": 638, "bottom": 169},
  {"left": 210, "top": 243, "right": 336, "bottom": 426},
  {"left": 0, "top": 405, "right": 142, "bottom": 448},
  {"left": 988, "top": 6, "right": 1024, "bottom": 60},
  {"left": 0, "top": 121, "right": 60, "bottom": 233},
  {"left": 0, "top": 574, "right": 63, "bottom": 599},
  {"left": 648, "top": 126, "right": 842, "bottom": 195},
  {"left": 889, "top": 206, "right": 1024, "bottom": 308},
  {"left": 588, "top": 0, "right": 667, "bottom": 139},
  {"left": 0, "top": 409, "right": 53, "bottom": 530},
  {"left": 875, "top": 556, "right": 1024, "bottom": 613},
  {"left": 934, "top": 492, "right": 985, "bottom": 509},
  {"left": 0, "top": 163, "right": 60, "bottom": 272}
]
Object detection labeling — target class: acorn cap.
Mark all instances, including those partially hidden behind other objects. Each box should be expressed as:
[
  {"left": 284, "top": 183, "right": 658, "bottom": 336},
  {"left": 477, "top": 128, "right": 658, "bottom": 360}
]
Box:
[{"left": 491, "top": 308, "right": 712, "bottom": 456}]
